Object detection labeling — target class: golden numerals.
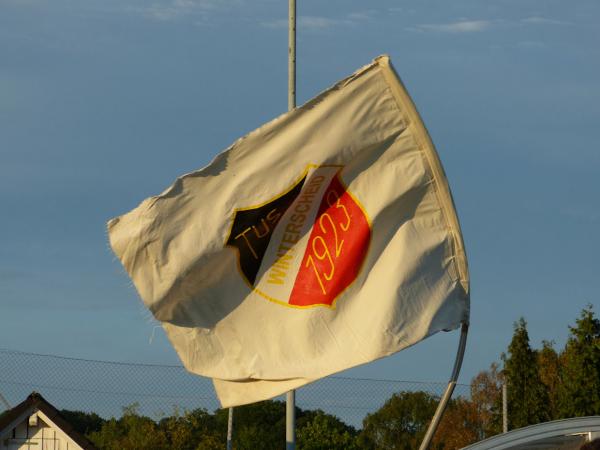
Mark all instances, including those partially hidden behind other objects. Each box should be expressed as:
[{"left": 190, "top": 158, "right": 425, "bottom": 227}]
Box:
[{"left": 305, "top": 190, "right": 352, "bottom": 295}]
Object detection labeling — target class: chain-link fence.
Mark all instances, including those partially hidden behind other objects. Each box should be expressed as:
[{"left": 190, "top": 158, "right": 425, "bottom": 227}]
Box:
[{"left": 0, "top": 348, "right": 468, "bottom": 429}]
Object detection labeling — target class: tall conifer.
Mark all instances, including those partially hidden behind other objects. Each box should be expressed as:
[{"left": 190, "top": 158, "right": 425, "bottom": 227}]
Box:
[
  {"left": 502, "top": 318, "right": 549, "bottom": 429},
  {"left": 558, "top": 306, "right": 600, "bottom": 417},
  {"left": 537, "top": 340, "right": 561, "bottom": 420}
]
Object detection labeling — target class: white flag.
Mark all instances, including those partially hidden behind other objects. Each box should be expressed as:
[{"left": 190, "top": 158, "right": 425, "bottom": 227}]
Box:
[{"left": 108, "top": 56, "right": 469, "bottom": 407}]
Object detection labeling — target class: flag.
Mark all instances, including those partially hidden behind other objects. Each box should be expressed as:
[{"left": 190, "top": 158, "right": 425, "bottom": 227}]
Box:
[{"left": 108, "top": 55, "right": 470, "bottom": 407}]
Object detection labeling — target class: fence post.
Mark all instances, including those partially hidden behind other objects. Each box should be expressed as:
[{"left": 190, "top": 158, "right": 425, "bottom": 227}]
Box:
[
  {"left": 502, "top": 381, "right": 508, "bottom": 433},
  {"left": 227, "top": 407, "right": 234, "bottom": 450}
]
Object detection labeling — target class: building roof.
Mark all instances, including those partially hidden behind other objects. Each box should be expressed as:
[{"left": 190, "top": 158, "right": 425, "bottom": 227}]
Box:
[
  {"left": 462, "top": 416, "right": 600, "bottom": 450},
  {"left": 0, "top": 392, "right": 98, "bottom": 450}
]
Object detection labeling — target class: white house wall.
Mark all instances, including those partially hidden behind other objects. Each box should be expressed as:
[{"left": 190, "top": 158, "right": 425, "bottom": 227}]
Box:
[{"left": 1, "top": 411, "right": 84, "bottom": 450}]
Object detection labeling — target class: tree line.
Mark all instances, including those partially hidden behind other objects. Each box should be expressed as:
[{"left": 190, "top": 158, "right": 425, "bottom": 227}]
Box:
[{"left": 56, "top": 305, "right": 599, "bottom": 449}]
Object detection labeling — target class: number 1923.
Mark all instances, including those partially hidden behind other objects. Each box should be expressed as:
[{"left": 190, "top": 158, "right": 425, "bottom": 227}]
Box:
[{"left": 305, "top": 190, "right": 352, "bottom": 295}]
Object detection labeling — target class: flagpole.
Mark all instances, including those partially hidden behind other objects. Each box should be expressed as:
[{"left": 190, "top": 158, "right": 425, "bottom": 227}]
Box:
[
  {"left": 418, "top": 322, "right": 469, "bottom": 450},
  {"left": 226, "top": 407, "right": 233, "bottom": 450},
  {"left": 288, "top": 0, "right": 296, "bottom": 110},
  {"left": 286, "top": 0, "right": 297, "bottom": 449}
]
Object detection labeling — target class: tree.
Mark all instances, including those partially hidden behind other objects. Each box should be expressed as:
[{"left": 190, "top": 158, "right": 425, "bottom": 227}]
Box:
[
  {"left": 431, "top": 397, "right": 481, "bottom": 449},
  {"left": 297, "top": 411, "right": 359, "bottom": 450},
  {"left": 158, "top": 407, "right": 224, "bottom": 450},
  {"left": 60, "top": 409, "right": 105, "bottom": 435},
  {"left": 88, "top": 403, "right": 168, "bottom": 450},
  {"left": 214, "top": 400, "right": 286, "bottom": 450},
  {"left": 502, "top": 318, "right": 549, "bottom": 429},
  {"left": 213, "top": 400, "right": 358, "bottom": 450},
  {"left": 358, "top": 391, "right": 439, "bottom": 450},
  {"left": 558, "top": 305, "right": 600, "bottom": 417},
  {"left": 537, "top": 340, "right": 561, "bottom": 420},
  {"left": 430, "top": 364, "right": 507, "bottom": 448},
  {"left": 469, "top": 362, "right": 503, "bottom": 438}
]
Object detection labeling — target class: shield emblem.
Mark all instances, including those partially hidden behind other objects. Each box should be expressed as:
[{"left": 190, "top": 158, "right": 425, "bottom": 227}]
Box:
[{"left": 226, "top": 165, "right": 370, "bottom": 308}]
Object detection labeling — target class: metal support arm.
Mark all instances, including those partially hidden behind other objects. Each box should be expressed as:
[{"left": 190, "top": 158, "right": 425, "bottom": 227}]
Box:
[{"left": 418, "top": 322, "right": 469, "bottom": 450}]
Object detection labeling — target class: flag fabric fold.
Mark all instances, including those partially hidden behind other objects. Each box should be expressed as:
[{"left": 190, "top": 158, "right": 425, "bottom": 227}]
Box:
[{"left": 108, "top": 55, "right": 470, "bottom": 407}]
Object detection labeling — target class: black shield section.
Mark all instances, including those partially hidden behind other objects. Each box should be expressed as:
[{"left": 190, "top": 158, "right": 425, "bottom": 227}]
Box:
[{"left": 226, "top": 176, "right": 306, "bottom": 286}]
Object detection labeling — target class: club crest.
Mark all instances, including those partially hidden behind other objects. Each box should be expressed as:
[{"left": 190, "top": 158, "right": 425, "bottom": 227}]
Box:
[{"left": 226, "top": 165, "right": 370, "bottom": 308}]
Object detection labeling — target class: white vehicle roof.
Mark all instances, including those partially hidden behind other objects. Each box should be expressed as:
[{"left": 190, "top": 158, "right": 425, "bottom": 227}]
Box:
[{"left": 462, "top": 416, "right": 600, "bottom": 450}]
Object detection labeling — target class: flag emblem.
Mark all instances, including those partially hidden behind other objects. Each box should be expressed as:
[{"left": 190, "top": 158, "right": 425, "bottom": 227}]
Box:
[{"left": 226, "top": 165, "right": 371, "bottom": 308}]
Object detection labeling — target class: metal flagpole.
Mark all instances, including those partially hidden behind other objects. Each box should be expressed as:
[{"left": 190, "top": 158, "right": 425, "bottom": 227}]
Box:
[
  {"left": 226, "top": 407, "right": 234, "bottom": 450},
  {"left": 288, "top": 0, "right": 296, "bottom": 110},
  {"left": 418, "top": 322, "right": 469, "bottom": 450},
  {"left": 286, "top": 390, "right": 296, "bottom": 450},
  {"left": 286, "top": 0, "right": 297, "bottom": 449}
]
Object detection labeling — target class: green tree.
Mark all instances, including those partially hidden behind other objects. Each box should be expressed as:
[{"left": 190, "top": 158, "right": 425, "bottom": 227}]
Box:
[
  {"left": 60, "top": 409, "right": 105, "bottom": 435},
  {"left": 558, "top": 305, "right": 600, "bottom": 417},
  {"left": 358, "top": 391, "right": 439, "bottom": 450},
  {"left": 214, "top": 400, "right": 286, "bottom": 450},
  {"left": 297, "top": 410, "right": 358, "bottom": 450},
  {"left": 537, "top": 340, "right": 561, "bottom": 420},
  {"left": 213, "top": 400, "right": 356, "bottom": 450},
  {"left": 158, "top": 407, "right": 225, "bottom": 450},
  {"left": 88, "top": 403, "right": 168, "bottom": 450},
  {"left": 502, "top": 318, "right": 549, "bottom": 429}
]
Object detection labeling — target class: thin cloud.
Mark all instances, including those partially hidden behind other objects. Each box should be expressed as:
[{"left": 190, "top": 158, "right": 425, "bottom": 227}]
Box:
[
  {"left": 300, "top": 16, "right": 348, "bottom": 29},
  {"left": 261, "top": 16, "right": 343, "bottom": 30},
  {"left": 261, "top": 10, "right": 373, "bottom": 30},
  {"left": 410, "top": 20, "right": 491, "bottom": 33},
  {"left": 260, "top": 18, "right": 287, "bottom": 29},
  {"left": 136, "top": 0, "right": 232, "bottom": 21},
  {"left": 346, "top": 10, "right": 377, "bottom": 21},
  {"left": 389, "top": 7, "right": 416, "bottom": 15},
  {"left": 142, "top": 4, "right": 184, "bottom": 21},
  {"left": 521, "top": 16, "right": 571, "bottom": 26}
]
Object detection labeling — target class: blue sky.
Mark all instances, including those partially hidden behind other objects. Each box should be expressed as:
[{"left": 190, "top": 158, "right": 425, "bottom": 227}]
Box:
[{"left": 1, "top": 0, "right": 599, "bottom": 386}]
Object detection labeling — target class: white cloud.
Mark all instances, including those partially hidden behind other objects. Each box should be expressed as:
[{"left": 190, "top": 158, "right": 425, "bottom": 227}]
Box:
[
  {"left": 261, "top": 16, "right": 348, "bottom": 30},
  {"left": 388, "top": 7, "right": 416, "bottom": 15},
  {"left": 410, "top": 20, "right": 491, "bottom": 33},
  {"left": 142, "top": 4, "right": 183, "bottom": 21},
  {"left": 300, "top": 16, "right": 347, "bottom": 29},
  {"left": 346, "top": 10, "right": 376, "bottom": 21},
  {"left": 137, "top": 0, "right": 233, "bottom": 22},
  {"left": 261, "top": 12, "right": 371, "bottom": 30},
  {"left": 521, "top": 16, "right": 571, "bottom": 26},
  {"left": 261, "top": 16, "right": 343, "bottom": 30}
]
